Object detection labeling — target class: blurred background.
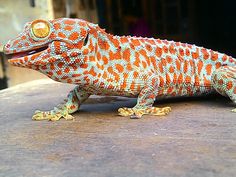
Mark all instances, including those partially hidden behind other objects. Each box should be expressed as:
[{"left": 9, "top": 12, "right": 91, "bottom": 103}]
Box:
[{"left": 0, "top": 0, "right": 236, "bottom": 89}]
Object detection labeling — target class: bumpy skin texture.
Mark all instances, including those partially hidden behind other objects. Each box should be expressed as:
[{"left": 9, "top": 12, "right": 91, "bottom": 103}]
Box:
[{"left": 4, "top": 18, "right": 236, "bottom": 121}]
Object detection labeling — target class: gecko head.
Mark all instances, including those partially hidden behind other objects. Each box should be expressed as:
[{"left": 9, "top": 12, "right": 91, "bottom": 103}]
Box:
[{"left": 3, "top": 18, "right": 94, "bottom": 70}]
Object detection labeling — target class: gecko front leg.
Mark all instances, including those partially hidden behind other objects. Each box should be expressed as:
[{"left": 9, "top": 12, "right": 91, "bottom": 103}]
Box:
[
  {"left": 212, "top": 66, "right": 236, "bottom": 112},
  {"left": 118, "top": 77, "right": 171, "bottom": 119},
  {"left": 32, "top": 86, "right": 90, "bottom": 121}
]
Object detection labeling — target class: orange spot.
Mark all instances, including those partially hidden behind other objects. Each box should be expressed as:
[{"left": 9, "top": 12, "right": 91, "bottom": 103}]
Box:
[
  {"left": 179, "top": 48, "right": 184, "bottom": 56},
  {"left": 202, "top": 49, "right": 209, "bottom": 60},
  {"left": 56, "top": 70, "right": 62, "bottom": 75},
  {"left": 197, "top": 60, "right": 203, "bottom": 74},
  {"left": 72, "top": 73, "right": 81, "bottom": 77},
  {"left": 41, "top": 65, "right": 47, "bottom": 70},
  {"left": 64, "top": 25, "right": 73, "bottom": 31},
  {"left": 222, "top": 55, "right": 228, "bottom": 62},
  {"left": 123, "top": 48, "right": 130, "bottom": 61},
  {"left": 54, "top": 23, "right": 61, "bottom": 30},
  {"left": 147, "top": 39, "right": 155, "bottom": 45},
  {"left": 102, "top": 71, "right": 108, "bottom": 79},
  {"left": 89, "top": 56, "right": 96, "bottom": 62},
  {"left": 169, "top": 66, "right": 175, "bottom": 73},
  {"left": 57, "top": 62, "right": 64, "bottom": 68},
  {"left": 120, "top": 37, "right": 129, "bottom": 43},
  {"left": 64, "top": 67, "right": 70, "bottom": 73},
  {"left": 107, "top": 66, "right": 114, "bottom": 74},
  {"left": 158, "top": 62, "right": 164, "bottom": 73},
  {"left": 67, "top": 79, "right": 73, "bottom": 83},
  {"left": 203, "top": 76, "right": 211, "bottom": 87},
  {"left": 50, "top": 63, "right": 55, "bottom": 70},
  {"left": 211, "top": 51, "right": 218, "bottom": 61},
  {"left": 146, "top": 44, "right": 152, "bottom": 52},
  {"left": 140, "top": 49, "right": 148, "bottom": 59},
  {"left": 163, "top": 45, "right": 168, "bottom": 53},
  {"left": 89, "top": 67, "right": 96, "bottom": 77},
  {"left": 58, "top": 32, "right": 66, "bottom": 38},
  {"left": 69, "top": 32, "right": 79, "bottom": 40},
  {"left": 159, "top": 76, "right": 164, "bottom": 87},
  {"left": 176, "top": 59, "right": 181, "bottom": 71},
  {"left": 226, "top": 81, "right": 233, "bottom": 90},
  {"left": 185, "top": 75, "right": 192, "bottom": 83},
  {"left": 195, "top": 76, "right": 200, "bottom": 86},
  {"left": 155, "top": 47, "right": 162, "bottom": 57},
  {"left": 83, "top": 49, "right": 89, "bottom": 55},
  {"left": 111, "top": 38, "right": 120, "bottom": 47},
  {"left": 169, "top": 44, "right": 176, "bottom": 54},
  {"left": 120, "top": 81, "right": 127, "bottom": 89},
  {"left": 133, "top": 71, "right": 139, "bottom": 78},
  {"left": 215, "top": 62, "right": 221, "bottom": 69},
  {"left": 80, "top": 63, "right": 88, "bottom": 69},
  {"left": 98, "top": 38, "right": 110, "bottom": 50},
  {"left": 132, "top": 39, "right": 141, "bottom": 46},
  {"left": 130, "top": 82, "right": 136, "bottom": 90},
  {"left": 142, "top": 61, "right": 147, "bottom": 68},
  {"left": 21, "top": 35, "right": 26, "bottom": 40},
  {"left": 126, "top": 64, "right": 132, "bottom": 71},
  {"left": 166, "top": 73, "right": 171, "bottom": 84},
  {"left": 218, "top": 79, "right": 224, "bottom": 85},
  {"left": 185, "top": 48, "right": 190, "bottom": 56},
  {"left": 184, "top": 61, "right": 188, "bottom": 73},
  {"left": 109, "top": 51, "right": 121, "bottom": 60},
  {"left": 161, "top": 58, "right": 167, "bottom": 66},
  {"left": 173, "top": 73, "right": 178, "bottom": 84},
  {"left": 178, "top": 74, "right": 183, "bottom": 84},
  {"left": 206, "top": 64, "right": 212, "bottom": 75},
  {"left": 134, "top": 53, "right": 140, "bottom": 67},
  {"left": 167, "top": 87, "right": 173, "bottom": 94},
  {"left": 115, "top": 64, "right": 124, "bottom": 73},
  {"left": 64, "top": 20, "right": 76, "bottom": 25},
  {"left": 192, "top": 49, "right": 199, "bottom": 59},
  {"left": 102, "top": 56, "right": 108, "bottom": 64},
  {"left": 166, "top": 56, "right": 172, "bottom": 63},
  {"left": 150, "top": 56, "right": 157, "bottom": 70},
  {"left": 80, "top": 28, "right": 87, "bottom": 37}
]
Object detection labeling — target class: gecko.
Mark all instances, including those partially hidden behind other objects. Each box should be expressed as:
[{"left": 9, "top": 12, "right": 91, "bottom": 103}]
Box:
[{"left": 3, "top": 18, "right": 236, "bottom": 121}]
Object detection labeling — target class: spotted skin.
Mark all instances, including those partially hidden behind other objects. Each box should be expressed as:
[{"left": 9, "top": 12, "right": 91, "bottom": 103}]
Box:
[{"left": 3, "top": 18, "right": 236, "bottom": 121}]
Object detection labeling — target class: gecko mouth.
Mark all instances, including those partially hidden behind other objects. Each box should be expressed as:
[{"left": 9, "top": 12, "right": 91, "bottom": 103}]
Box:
[{"left": 6, "top": 46, "right": 48, "bottom": 60}]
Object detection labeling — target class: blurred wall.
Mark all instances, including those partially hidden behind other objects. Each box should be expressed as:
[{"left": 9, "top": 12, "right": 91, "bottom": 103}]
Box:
[{"left": 0, "top": 0, "right": 54, "bottom": 87}]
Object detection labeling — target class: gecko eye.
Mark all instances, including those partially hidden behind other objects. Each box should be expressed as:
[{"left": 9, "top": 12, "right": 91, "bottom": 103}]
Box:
[{"left": 31, "top": 19, "right": 50, "bottom": 39}]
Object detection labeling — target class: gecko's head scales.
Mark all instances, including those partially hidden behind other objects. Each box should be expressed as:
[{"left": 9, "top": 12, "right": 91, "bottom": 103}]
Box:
[{"left": 3, "top": 18, "right": 95, "bottom": 70}]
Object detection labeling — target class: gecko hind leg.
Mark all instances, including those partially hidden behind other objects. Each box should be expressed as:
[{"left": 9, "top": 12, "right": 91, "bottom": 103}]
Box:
[
  {"left": 212, "top": 66, "right": 236, "bottom": 112},
  {"left": 118, "top": 77, "right": 171, "bottom": 119},
  {"left": 32, "top": 86, "right": 90, "bottom": 121}
]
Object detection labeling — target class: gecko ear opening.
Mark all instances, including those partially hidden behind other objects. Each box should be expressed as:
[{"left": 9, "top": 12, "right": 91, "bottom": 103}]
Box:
[
  {"left": 31, "top": 19, "right": 51, "bottom": 39},
  {"left": 83, "top": 33, "right": 89, "bottom": 46}
]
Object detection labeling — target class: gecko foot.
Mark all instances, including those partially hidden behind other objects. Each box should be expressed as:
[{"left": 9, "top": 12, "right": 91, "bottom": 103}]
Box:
[
  {"left": 32, "top": 111, "right": 74, "bottom": 121},
  {"left": 118, "top": 106, "right": 171, "bottom": 119},
  {"left": 32, "top": 105, "right": 75, "bottom": 121}
]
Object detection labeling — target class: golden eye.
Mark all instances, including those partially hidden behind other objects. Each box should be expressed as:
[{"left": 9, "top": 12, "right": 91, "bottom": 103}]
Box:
[{"left": 31, "top": 19, "right": 50, "bottom": 38}]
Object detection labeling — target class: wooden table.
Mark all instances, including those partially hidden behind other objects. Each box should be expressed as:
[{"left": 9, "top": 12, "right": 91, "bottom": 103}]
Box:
[{"left": 0, "top": 79, "right": 235, "bottom": 177}]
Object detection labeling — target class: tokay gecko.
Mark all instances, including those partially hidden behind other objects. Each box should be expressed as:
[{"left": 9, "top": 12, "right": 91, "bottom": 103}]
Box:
[{"left": 3, "top": 18, "right": 236, "bottom": 121}]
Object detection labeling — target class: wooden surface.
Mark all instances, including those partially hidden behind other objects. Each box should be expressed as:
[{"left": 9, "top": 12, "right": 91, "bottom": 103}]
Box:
[{"left": 0, "top": 79, "right": 235, "bottom": 177}]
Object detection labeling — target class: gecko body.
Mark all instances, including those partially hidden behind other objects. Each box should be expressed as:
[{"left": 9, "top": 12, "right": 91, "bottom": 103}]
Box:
[{"left": 4, "top": 18, "right": 236, "bottom": 120}]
